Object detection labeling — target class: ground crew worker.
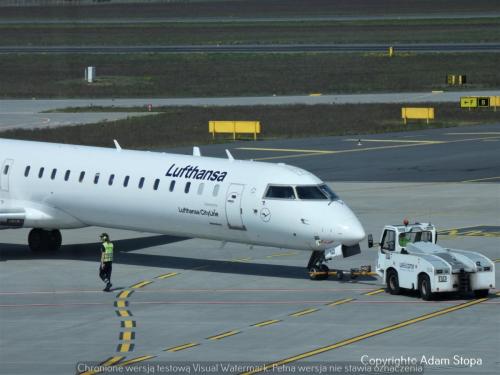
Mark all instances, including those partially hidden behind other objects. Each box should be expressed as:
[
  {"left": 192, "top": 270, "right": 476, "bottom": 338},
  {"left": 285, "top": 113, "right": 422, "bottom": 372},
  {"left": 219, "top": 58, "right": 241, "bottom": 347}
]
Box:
[
  {"left": 99, "top": 233, "right": 113, "bottom": 292},
  {"left": 399, "top": 233, "right": 411, "bottom": 248}
]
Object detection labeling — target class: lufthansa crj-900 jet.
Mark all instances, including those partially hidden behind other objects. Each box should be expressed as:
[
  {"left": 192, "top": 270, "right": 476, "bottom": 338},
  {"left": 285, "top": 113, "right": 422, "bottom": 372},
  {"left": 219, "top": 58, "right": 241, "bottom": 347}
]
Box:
[{"left": 0, "top": 138, "right": 365, "bottom": 278}]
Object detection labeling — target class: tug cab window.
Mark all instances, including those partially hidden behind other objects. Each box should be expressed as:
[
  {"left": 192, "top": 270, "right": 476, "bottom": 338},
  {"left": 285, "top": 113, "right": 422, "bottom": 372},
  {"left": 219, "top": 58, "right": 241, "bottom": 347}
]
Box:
[
  {"left": 264, "top": 185, "right": 296, "bottom": 199},
  {"left": 381, "top": 230, "right": 396, "bottom": 252}
]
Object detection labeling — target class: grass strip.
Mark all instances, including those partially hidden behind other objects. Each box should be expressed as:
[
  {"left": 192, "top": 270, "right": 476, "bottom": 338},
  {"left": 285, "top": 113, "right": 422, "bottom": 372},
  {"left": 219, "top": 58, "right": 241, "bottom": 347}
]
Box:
[{"left": 1, "top": 103, "right": 498, "bottom": 149}]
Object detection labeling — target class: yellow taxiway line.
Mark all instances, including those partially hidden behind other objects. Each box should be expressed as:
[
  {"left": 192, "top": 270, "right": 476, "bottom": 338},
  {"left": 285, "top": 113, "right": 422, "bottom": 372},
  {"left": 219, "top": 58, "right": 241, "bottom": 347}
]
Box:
[
  {"left": 240, "top": 298, "right": 488, "bottom": 375},
  {"left": 130, "top": 281, "right": 152, "bottom": 289},
  {"left": 364, "top": 288, "right": 385, "bottom": 296},
  {"left": 207, "top": 330, "right": 241, "bottom": 340},
  {"left": 326, "top": 298, "right": 354, "bottom": 307},
  {"left": 165, "top": 342, "right": 200, "bottom": 352},
  {"left": 252, "top": 319, "right": 281, "bottom": 327},
  {"left": 156, "top": 272, "right": 179, "bottom": 280},
  {"left": 289, "top": 308, "right": 319, "bottom": 317}
]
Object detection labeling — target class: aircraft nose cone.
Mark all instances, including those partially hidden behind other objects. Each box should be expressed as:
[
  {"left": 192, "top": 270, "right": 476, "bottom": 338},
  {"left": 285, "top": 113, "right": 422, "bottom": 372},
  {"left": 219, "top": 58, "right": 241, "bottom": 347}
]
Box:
[{"left": 335, "top": 205, "right": 366, "bottom": 246}]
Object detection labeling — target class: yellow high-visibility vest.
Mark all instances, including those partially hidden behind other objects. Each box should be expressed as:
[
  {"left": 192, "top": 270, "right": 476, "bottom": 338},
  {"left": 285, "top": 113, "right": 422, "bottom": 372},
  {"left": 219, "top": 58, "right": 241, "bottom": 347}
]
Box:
[{"left": 103, "top": 242, "right": 114, "bottom": 262}]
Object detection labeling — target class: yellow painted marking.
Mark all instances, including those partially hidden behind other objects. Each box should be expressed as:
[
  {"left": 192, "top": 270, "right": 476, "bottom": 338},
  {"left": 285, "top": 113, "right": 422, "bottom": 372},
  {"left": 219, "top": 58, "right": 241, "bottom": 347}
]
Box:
[
  {"left": 78, "top": 356, "right": 125, "bottom": 375},
  {"left": 131, "top": 280, "right": 152, "bottom": 289},
  {"left": 115, "top": 300, "right": 127, "bottom": 308},
  {"left": 231, "top": 257, "right": 252, "bottom": 263},
  {"left": 266, "top": 251, "right": 298, "bottom": 258},
  {"left": 207, "top": 330, "right": 241, "bottom": 340},
  {"left": 496, "top": 291, "right": 500, "bottom": 296},
  {"left": 252, "top": 319, "right": 281, "bottom": 327},
  {"left": 345, "top": 138, "right": 443, "bottom": 144},
  {"left": 117, "top": 343, "right": 134, "bottom": 352},
  {"left": 156, "top": 272, "right": 179, "bottom": 279},
  {"left": 121, "top": 320, "right": 136, "bottom": 328},
  {"left": 309, "top": 93, "right": 322, "bottom": 96},
  {"left": 462, "top": 176, "right": 500, "bottom": 183},
  {"left": 120, "top": 331, "right": 134, "bottom": 341},
  {"left": 116, "top": 310, "right": 132, "bottom": 317},
  {"left": 326, "top": 298, "right": 354, "bottom": 307},
  {"left": 494, "top": 259, "right": 500, "bottom": 263},
  {"left": 289, "top": 308, "right": 319, "bottom": 317},
  {"left": 238, "top": 147, "right": 332, "bottom": 154},
  {"left": 242, "top": 135, "right": 500, "bottom": 162},
  {"left": 165, "top": 342, "right": 200, "bottom": 352},
  {"left": 432, "top": 90, "right": 444, "bottom": 94},
  {"left": 117, "top": 355, "right": 156, "bottom": 367},
  {"left": 364, "top": 288, "right": 385, "bottom": 296},
  {"left": 240, "top": 298, "right": 488, "bottom": 375},
  {"left": 117, "top": 290, "right": 132, "bottom": 299}
]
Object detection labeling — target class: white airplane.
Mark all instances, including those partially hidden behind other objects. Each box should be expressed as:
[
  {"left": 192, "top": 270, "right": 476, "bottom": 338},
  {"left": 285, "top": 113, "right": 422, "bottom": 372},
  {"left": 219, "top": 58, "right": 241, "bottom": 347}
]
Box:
[{"left": 0, "top": 138, "right": 365, "bottom": 279}]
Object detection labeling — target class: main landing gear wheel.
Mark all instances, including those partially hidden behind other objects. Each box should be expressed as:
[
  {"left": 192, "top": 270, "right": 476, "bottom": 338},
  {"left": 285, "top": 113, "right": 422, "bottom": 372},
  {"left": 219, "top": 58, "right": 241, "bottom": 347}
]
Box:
[
  {"left": 307, "top": 250, "right": 329, "bottom": 280},
  {"left": 28, "top": 228, "right": 62, "bottom": 252}
]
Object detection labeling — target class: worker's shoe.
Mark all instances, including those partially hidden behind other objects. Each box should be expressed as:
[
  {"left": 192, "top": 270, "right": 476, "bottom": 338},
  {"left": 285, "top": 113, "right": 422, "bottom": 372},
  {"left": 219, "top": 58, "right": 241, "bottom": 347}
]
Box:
[{"left": 103, "top": 283, "right": 112, "bottom": 292}]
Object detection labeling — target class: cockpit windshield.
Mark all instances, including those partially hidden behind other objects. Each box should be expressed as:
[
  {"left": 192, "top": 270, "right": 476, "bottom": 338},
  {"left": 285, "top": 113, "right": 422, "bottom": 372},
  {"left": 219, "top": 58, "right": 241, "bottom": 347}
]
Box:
[
  {"left": 265, "top": 185, "right": 296, "bottom": 199},
  {"left": 295, "top": 184, "right": 340, "bottom": 201},
  {"left": 264, "top": 184, "right": 340, "bottom": 201}
]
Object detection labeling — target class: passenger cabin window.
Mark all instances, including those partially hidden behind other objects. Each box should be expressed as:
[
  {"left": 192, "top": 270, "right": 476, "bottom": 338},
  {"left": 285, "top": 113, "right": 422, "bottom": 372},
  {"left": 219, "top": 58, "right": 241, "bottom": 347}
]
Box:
[
  {"left": 38, "top": 167, "right": 45, "bottom": 178},
  {"left": 64, "top": 170, "right": 71, "bottom": 181},
  {"left": 381, "top": 230, "right": 396, "bottom": 252},
  {"left": 79, "top": 171, "right": 85, "bottom": 183},
  {"left": 94, "top": 173, "right": 100, "bottom": 184},
  {"left": 265, "top": 185, "right": 296, "bottom": 199},
  {"left": 3, "top": 165, "right": 9, "bottom": 175},
  {"left": 51, "top": 168, "right": 57, "bottom": 180},
  {"left": 138, "top": 177, "right": 145, "bottom": 189},
  {"left": 296, "top": 186, "right": 327, "bottom": 200},
  {"left": 197, "top": 183, "right": 204, "bottom": 195},
  {"left": 213, "top": 184, "right": 220, "bottom": 197},
  {"left": 24, "top": 166, "right": 30, "bottom": 177},
  {"left": 169, "top": 180, "right": 175, "bottom": 192},
  {"left": 153, "top": 179, "right": 160, "bottom": 191},
  {"left": 108, "top": 174, "right": 115, "bottom": 186},
  {"left": 185, "top": 181, "right": 191, "bottom": 193},
  {"left": 123, "top": 176, "right": 130, "bottom": 187}
]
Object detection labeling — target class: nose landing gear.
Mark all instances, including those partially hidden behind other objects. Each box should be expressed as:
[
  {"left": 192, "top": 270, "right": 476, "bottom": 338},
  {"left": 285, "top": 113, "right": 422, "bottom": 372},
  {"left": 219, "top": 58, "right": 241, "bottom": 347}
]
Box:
[
  {"left": 307, "top": 250, "right": 330, "bottom": 280},
  {"left": 28, "top": 228, "right": 62, "bottom": 252}
]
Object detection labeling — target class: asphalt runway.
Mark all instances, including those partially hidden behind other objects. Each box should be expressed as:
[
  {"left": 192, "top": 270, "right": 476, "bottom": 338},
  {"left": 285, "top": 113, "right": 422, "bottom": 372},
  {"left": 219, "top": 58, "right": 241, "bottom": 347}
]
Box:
[
  {"left": 2, "top": 43, "right": 500, "bottom": 54},
  {"left": 1, "top": 125, "right": 499, "bottom": 374}
]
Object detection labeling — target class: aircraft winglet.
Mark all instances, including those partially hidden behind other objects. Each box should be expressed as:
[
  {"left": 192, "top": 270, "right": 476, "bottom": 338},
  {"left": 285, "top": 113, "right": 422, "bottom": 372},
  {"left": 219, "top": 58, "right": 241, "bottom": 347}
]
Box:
[
  {"left": 113, "top": 139, "right": 122, "bottom": 151},
  {"left": 225, "top": 149, "right": 234, "bottom": 161},
  {"left": 193, "top": 146, "right": 201, "bottom": 156}
]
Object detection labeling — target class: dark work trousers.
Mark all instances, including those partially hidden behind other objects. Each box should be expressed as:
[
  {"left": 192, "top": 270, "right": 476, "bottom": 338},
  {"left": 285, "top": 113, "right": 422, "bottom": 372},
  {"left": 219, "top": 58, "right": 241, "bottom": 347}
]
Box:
[{"left": 99, "top": 262, "right": 112, "bottom": 284}]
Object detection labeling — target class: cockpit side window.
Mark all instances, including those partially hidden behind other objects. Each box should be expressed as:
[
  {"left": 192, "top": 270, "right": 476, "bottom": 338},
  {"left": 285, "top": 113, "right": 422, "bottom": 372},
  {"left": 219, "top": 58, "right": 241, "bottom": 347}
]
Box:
[
  {"left": 319, "top": 184, "right": 339, "bottom": 201},
  {"left": 296, "top": 185, "right": 328, "bottom": 200},
  {"left": 264, "top": 185, "right": 296, "bottom": 199}
]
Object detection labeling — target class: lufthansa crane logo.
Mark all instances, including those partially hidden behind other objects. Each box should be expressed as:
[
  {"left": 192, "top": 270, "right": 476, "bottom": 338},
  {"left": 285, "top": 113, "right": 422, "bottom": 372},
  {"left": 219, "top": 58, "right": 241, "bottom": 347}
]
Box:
[{"left": 260, "top": 208, "right": 271, "bottom": 222}]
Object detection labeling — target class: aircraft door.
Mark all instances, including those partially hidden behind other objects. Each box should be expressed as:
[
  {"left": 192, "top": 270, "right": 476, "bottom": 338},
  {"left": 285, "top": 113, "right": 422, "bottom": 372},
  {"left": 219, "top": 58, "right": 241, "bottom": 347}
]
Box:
[
  {"left": 0, "top": 159, "right": 14, "bottom": 192},
  {"left": 225, "top": 183, "right": 246, "bottom": 230}
]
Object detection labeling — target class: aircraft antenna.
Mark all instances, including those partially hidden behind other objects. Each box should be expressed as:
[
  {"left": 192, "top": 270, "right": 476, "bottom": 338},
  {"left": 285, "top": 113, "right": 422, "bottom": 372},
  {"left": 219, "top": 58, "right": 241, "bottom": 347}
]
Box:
[{"left": 225, "top": 149, "right": 234, "bottom": 161}]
